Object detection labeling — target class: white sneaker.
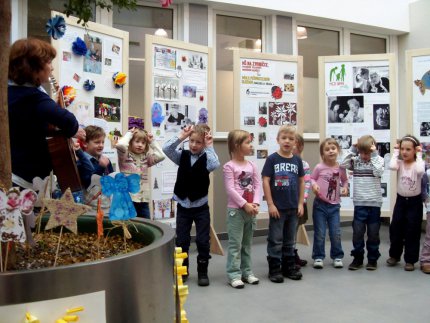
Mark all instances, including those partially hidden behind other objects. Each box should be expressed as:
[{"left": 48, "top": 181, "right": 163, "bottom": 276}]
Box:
[
  {"left": 229, "top": 278, "right": 245, "bottom": 289},
  {"left": 242, "top": 274, "right": 259, "bottom": 285},
  {"left": 313, "top": 259, "right": 324, "bottom": 269},
  {"left": 333, "top": 259, "right": 343, "bottom": 268}
]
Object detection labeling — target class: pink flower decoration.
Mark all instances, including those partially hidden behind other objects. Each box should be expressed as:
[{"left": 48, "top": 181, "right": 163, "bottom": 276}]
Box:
[{"left": 160, "top": 0, "right": 173, "bottom": 8}]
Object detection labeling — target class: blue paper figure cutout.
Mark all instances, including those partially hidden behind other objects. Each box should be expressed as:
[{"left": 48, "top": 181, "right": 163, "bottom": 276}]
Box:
[
  {"left": 100, "top": 173, "right": 140, "bottom": 220},
  {"left": 151, "top": 102, "right": 165, "bottom": 127},
  {"left": 46, "top": 15, "right": 66, "bottom": 40}
]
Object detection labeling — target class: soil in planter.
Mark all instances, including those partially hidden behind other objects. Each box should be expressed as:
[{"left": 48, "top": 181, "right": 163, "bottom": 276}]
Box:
[{"left": 11, "top": 232, "right": 146, "bottom": 271}]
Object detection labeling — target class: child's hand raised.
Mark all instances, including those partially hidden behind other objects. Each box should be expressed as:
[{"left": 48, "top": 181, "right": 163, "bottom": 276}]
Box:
[
  {"left": 147, "top": 132, "right": 154, "bottom": 143},
  {"left": 204, "top": 131, "right": 213, "bottom": 147},
  {"left": 99, "top": 155, "right": 110, "bottom": 168},
  {"left": 179, "top": 125, "right": 193, "bottom": 141}
]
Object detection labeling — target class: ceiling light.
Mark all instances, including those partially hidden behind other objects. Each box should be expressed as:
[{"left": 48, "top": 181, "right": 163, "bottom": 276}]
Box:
[{"left": 154, "top": 28, "right": 168, "bottom": 38}]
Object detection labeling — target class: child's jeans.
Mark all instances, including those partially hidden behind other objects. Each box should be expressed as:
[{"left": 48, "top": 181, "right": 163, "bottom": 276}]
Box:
[
  {"left": 176, "top": 203, "right": 211, "bottom": 260},
  {"left": 267, "top": 208, "right": 298, "bottom": 260},
  {"left": 351, "top": 206, "right": 381, "bottom": 261},
  {"left": 420, "top": 212, "right": 430, "bottom": 265},
  {"left": 226, "top": 208, "right": 256, "bottom": 281},
  {"left": 389, "top": 194, "right": 422, "bottom": 264},
  {"left": 312, "top": 198, "right": 344, "bottom": 260}
]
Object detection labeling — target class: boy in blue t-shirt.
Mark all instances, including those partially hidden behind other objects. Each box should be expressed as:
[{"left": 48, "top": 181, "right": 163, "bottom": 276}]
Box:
[{"left": 262, "top": 125, "right": 304, "bottom": 283}]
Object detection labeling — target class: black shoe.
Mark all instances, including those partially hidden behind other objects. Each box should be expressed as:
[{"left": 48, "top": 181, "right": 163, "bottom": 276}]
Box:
[
  {"left": 267, "top": 256, "right": 284, "bottom": 283},
  {"left": 197, "top": 258, "right": 210, "bottom": 286},
  {"left": 284, "top": 267, "right": 303, "bottom": 280},
  {"left": 366, "top": 260, "right": 377, "bottom": 271},
  {"left": 348, "top": 258, "right": 363, "bottom": 271},
  {"left": 197, "top": 273, "right": 210, "bottom": 286},
  {"left": 294, "top": 249, "right": 308, "bottom": 267},
  {"left": 282, "top": 256, "right": 303, "bottom": 280}
]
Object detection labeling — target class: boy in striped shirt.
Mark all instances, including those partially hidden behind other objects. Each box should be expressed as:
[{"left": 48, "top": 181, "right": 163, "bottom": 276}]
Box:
[{"left": 340, "top": 135, "right": 384, "bottom": 270}]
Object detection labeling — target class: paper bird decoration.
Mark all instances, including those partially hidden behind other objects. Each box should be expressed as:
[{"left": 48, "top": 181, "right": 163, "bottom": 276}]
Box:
[
  {"left": 46, "top": 15, "right": 66, "bottom": 40},
  {"left": 44, "top": 188, "right": 90, "bottom": 234}
]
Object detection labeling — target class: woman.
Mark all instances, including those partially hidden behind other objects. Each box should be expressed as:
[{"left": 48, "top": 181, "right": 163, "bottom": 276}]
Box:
[
  {"left": 328, "top": 100, "right": 340, "bottom": 123},
  {"left": 8, "top": 38, "right": 85, "bottom": 188}
]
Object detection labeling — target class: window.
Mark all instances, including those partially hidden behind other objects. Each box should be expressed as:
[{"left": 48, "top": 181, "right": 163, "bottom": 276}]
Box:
[
  {"left": 350, "top": 33, "right": 387, "bottom": 55},
  {"left": 113, "top": 5, "right": 174, "bottom": 117},
  {"left": 27, "top": 0, "right": 95, "bottom": 41},
  {"left": 216, "top": 15, "right": 262, "bottom": 132}
]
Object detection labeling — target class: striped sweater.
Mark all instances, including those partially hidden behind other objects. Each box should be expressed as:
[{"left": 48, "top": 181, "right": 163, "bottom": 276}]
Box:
[{"left": 340, "top": 146, "right": 384, "bottom": 207}]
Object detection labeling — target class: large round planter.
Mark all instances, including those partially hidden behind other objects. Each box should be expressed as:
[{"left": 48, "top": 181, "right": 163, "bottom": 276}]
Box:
[{"left": 0, "top": 216, "right": 176, "bottom": 323}]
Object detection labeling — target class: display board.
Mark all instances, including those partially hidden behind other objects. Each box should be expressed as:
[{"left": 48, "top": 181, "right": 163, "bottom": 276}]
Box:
[
  {"left": 144, "top": 35, "right": 212, "bottom": 227},
  {"left": 51, "top": 11, "right": 129, "bottom": 170},
  {"left": 233, "top": 50, "right": 303, "bottom": 218},
  {"left": 406, "top": 48, "right": 430, "bottom": 217},
  {"left": 318, "top": 54, "right": 397, "bottom": 217}
]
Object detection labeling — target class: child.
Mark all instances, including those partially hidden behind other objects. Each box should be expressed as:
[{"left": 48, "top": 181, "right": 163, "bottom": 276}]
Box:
[
  {"left": 223, "top": 130, "right": 261, "bottom": 289},
  {"left": 311, "top": 138, "right": 348, "bottom": 269},
  {"left": 340, "top": 135, "right": 384, "bottom": 270},
  {"left": 262, "top": 125, "right": 304, "bottom": 283},
  {"left": 77, "top": 125, "right": 114, "bottom": 189},
  {"left": 420, "top": 168, "right": 430, "bottom": 274},
  {"left": 293, "top": 133, "right": 311, "bottom": 267},
  {"left": 163, "top": 124, "right": 220, "bottom": 286},
  {"left": 387, "top": 135, "right": 425, "bottom": 271},
  {"left": 116, "top": 128, "right": 165, "bottom": 219}
]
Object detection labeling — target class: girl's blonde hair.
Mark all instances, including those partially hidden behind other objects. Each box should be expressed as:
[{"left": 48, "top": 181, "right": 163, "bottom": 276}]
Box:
[
  {"left": 131, "top": 129, "right": 150, "bottom": 154},
  {"left": 227, "top": 129, "right": 250, "bottom": 158},
  {"left": 320, "top": 138, "right": 340, "bottom": 158}
]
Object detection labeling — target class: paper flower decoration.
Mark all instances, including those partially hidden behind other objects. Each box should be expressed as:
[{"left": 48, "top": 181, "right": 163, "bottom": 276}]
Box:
[
  {"left": 62, "top": 85, "right": 76, "bottom": 107},
  {"left": 83, "top": 79, "right": 95, "bottom": 91},
  {"left": 258, "top": 116, "right": 268, "bottom": 127},
  {"left": 160, "top": 0, "right": 173, "bottom": 8},
  {"left": 46, "top": 15, "right": 66, "bottom": 40},
  {"left": 100, "top": 173, "right": 140, "bottom": 221},
  {"left": 271, "top": 85, "right": 283, "bottom": 100},
  {"left": 112, "top": 72, "right": 127, "bottom": 88},
  {"left": 151, "top": 102, "right": 165, "bottom": 127},
  {"left": 44, "top": 188, "right": 90, "bottom": 234},
  {"left": 72, "top": 37, "right": 87, "bottom": 56}
]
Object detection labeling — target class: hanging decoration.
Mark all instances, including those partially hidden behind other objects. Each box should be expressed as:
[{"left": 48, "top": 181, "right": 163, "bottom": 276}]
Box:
[
  {"left": 160, "top": 0, "right": 173, "bottom": 8},
  {"left": 46, "top": 15, "right": 66, "bottom": 40},
  {"left": 72, "top": 37, "right": 87, "bottom": 56},
  {"left": 83, "top": 79, "right": 96, "bottom": 91},
  {"left": 112, "top": 72, "right": 127, "bottom": 88}
]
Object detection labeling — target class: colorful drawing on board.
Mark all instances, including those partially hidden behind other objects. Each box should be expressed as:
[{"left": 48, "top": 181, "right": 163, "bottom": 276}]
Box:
[
  {"left": 268, "top": 102, "right": 297, "bottom": 125},
  {"left": 414, "top": 70, "right": 430, "bottom": 95}
]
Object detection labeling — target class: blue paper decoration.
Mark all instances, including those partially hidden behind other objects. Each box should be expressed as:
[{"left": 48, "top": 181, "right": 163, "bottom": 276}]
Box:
[
  {"left": 83, "top": 79, "right": 95, "bottom": 91},
  {"left": 151, "top": 102, "right": 165, "bottom": 127},
  {"left": 46, "top": 15, "right": 66, "bottom": 40},
  {"left": 72, "top": 37, "right": 87, "bottom": 56}
]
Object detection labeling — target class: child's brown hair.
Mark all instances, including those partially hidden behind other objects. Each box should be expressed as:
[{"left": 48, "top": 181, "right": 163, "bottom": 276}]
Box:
[
  {"left": 191, "top": 124, "right": 210, "bottom": 139},
  {"left": 357, "top": 135, "right": 376, "bottom": 154},
  {"left": 320, "top": 138, "right": 340, "bottom": 157},
  {"left": 227, "top": 129, "right": 251, "bottom": 158},
  {"left": 295, "top": 133, "right": 304, "bottom": 153},
  {"left": 400, "top": 134, "right": 420, "bottom": 160},
  {"left": 131, "top": 129, "right": 150, "bottom": 154},
  {"left": 84, "top": 125, "right": 106, "bottom": 142}
]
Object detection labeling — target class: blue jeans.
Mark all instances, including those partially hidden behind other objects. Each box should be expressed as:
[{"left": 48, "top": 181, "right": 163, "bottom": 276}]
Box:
[
  {"left": 133, "top": 202, "right": 150, "bottom": 219},
  {"left": 267, "top": 209, "right": 298, "bottom": 260},
  {"left": 312, "top": 198, "right": 344, "bottom": 260},
  {"left": 226, "top": 208, "right": 256, "bottom": 281},
  {"left": 351, "top": 206, "right": 381, "bottom": 261}
]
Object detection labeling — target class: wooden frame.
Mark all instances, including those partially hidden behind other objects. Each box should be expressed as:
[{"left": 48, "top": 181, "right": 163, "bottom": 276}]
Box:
[{"left": 318, "top": 53, "right": 397, "bottom": 217}]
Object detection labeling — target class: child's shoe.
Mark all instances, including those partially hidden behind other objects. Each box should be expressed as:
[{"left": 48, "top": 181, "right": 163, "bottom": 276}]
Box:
[
  {"left": 420, "top": 263, "right": 430, "bottom": 274},
  {"left": 404, "top": 263, "right": 415, "bottom": 271},
  {"left": 386, "top": 257, "right": 400, "bottom": 266},
  {"left": 348, "top": 258, "right": 363, "bottom": 270},
  {"left": 242, "top": 274, "right": 259, "bottom": 285},
  {"left": 313, "top": 259, "right": 324, "bottom": 269},
  {"left": 333, "top": 258, "right": 343, "bottom": 268},
  {"left": 282, "top": 256, "right": 303, "bottom": 280},
  {"left": 197, "top": 258, "right": 210, "bottom": 286},
  {"left": 229, "top": 278, "right": 245, "bottom": 289},
  {"left": 294, "top": 249, "right": 308, "bottom": 267},
  {"left": 366, "top": 260, "right": 377, "bottom": 271}
]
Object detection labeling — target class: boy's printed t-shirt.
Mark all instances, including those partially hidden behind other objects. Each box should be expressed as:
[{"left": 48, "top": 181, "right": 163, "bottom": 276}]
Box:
[
  {"left": 310, "top": 163, "right": 348, "bottom": 205},
  {"left": 261, "top": 153, "right": 304, "bottom": 210}
]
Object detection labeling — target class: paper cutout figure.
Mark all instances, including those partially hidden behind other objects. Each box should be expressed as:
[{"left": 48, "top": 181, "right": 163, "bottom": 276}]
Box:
[
  {"left": 151, "top": 102, "right": 165, "bottom": 127},
  {"left": 100, "top": 173, "right": 140, "bottom": 220},
  {"left": 0, "top": 188, "right": 37, "bottom": 243},
  {"left": 44, "top": 188, "right": 90, "bottom": 234},
  {"left": 32, "top": 175, "right": 58, "bottom": 207}
]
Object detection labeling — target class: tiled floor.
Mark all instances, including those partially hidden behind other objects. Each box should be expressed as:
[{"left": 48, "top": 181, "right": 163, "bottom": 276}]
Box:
[{"left": 184, "top": 224, "right": 429, "bottom": 323}]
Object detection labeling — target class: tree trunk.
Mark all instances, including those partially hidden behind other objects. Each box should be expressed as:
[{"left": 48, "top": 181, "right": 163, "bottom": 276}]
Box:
[{"left": 0, "top": 0, "right": 11, "bottom": 190}]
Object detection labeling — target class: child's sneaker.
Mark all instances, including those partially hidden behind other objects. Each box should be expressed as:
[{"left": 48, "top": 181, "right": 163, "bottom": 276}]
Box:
[
  {"left": 333, "top": 259, "right": 343, "bottom": 268},
  {"left": 404, "top": 263, "right": 415, "bottom": 271},
  {"left": 229, "top": 278, "right": 245, "bottom": 289},
  {"left": 242, "top": 274, "right": 259, "bottom": 285},
  {"left": 348, "top": 258, "right": 363, "bottom": 270},
  {"left": 366, "top": 260, "right": 377, "bottom": 271},
  {"left": 386, "top": 257, "right": 399, "bottom": 266},
  {"left": 313, "top": 259, "right": 324, "bottom": 269}
]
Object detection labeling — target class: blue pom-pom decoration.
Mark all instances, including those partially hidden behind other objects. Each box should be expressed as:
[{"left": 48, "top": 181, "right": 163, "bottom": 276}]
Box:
[
  {"left": 46, "top": 15, "right": 66, "bottom": 40},
  {"left": 72, "top": 37, "right": 87, "bottom": 56},
  {"left": 83, "top": 79, "right": 95, "bottom": 91}
]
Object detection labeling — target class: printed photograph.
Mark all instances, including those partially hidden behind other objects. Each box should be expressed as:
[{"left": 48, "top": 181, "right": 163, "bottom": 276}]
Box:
[
  {"left": 373, "top": 104, "right": 390, "bottom": 130},
  {"left": 94, "top": 97, "right": 121, "bottom": 122},
  {"left": 187, "top": 54, "right": 206, "bottom": 70},
  {"left": 257, "top": 149, "right": 268, "bottom": 159},
  {"left": 332, "top": 135, "right": 352, "bottom": 150},
  {"left": 352, "top": 66, "right": 389, "bottom": 93},
  {"left": 420, "top": 122, "right": 430, "bottom": 136},
  {"left": 84, "top": 35, "right": 102, "bottom": 74},
  {"left": 165, "top": 104, "right": 189, "bottom": 132},
  {"left": 112, "top": 44, "right": 121, "bottom": 54},
  {"left": 105, "top": 58, "right": 112, "bottom": 66},
  {"left": 244, "top": 116, "right": 256, "bottom": 126},
  {"left": 327, "top": 96, "right": 364, "bottom": 123},
  {"left": 259, "top": 102, "right": 268, "bottom": 114},
  {"left": 258, "top": 132, "right": 267, "bottom": 145},
  {"left": 154, "top": 77, "right": 179, "bottom": 100},
  {"left": 183, "top": 85, "right": 197, "bottom": 98},
  {"left": 377, "top": 142, "right": 390, "bottom": 158},
  {"left": 284, "top": 73, "right": 295, "bottom": 80},
  {"left": 381, "top": 183, "right": 388, "bottom": 198},
  {"left": 62, "top": 51, "right": 72, "bottom": 62}
]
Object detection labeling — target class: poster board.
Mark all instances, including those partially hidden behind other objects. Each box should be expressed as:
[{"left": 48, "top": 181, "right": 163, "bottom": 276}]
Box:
[
  {"left": 318, "top": 54, "right": 397, "bottom": 217},
  {"left": 406, "top": 48, "right": 430, "bottom": 217},
  {"left": 51, "top": 11, "right": 129, "bottom": 171},
  {"left": 233, "top": 50, "right": 304, "bottom": 219},
  {"left": 144, "top": 35, "right": 212, "bottom": 228}
]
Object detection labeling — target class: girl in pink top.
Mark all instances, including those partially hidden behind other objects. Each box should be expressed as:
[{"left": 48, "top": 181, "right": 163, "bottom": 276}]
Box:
[
  {"left": 223, "top": 130, "right": 261, "bottom": 289},
  {"left": 387, "top": 135, "right": 425, "bottom": 271}
]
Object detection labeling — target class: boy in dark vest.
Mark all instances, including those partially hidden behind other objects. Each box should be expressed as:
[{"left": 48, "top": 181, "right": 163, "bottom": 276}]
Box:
[{"left": 163, "top": 124, "right": 220, "bottom": 286}]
